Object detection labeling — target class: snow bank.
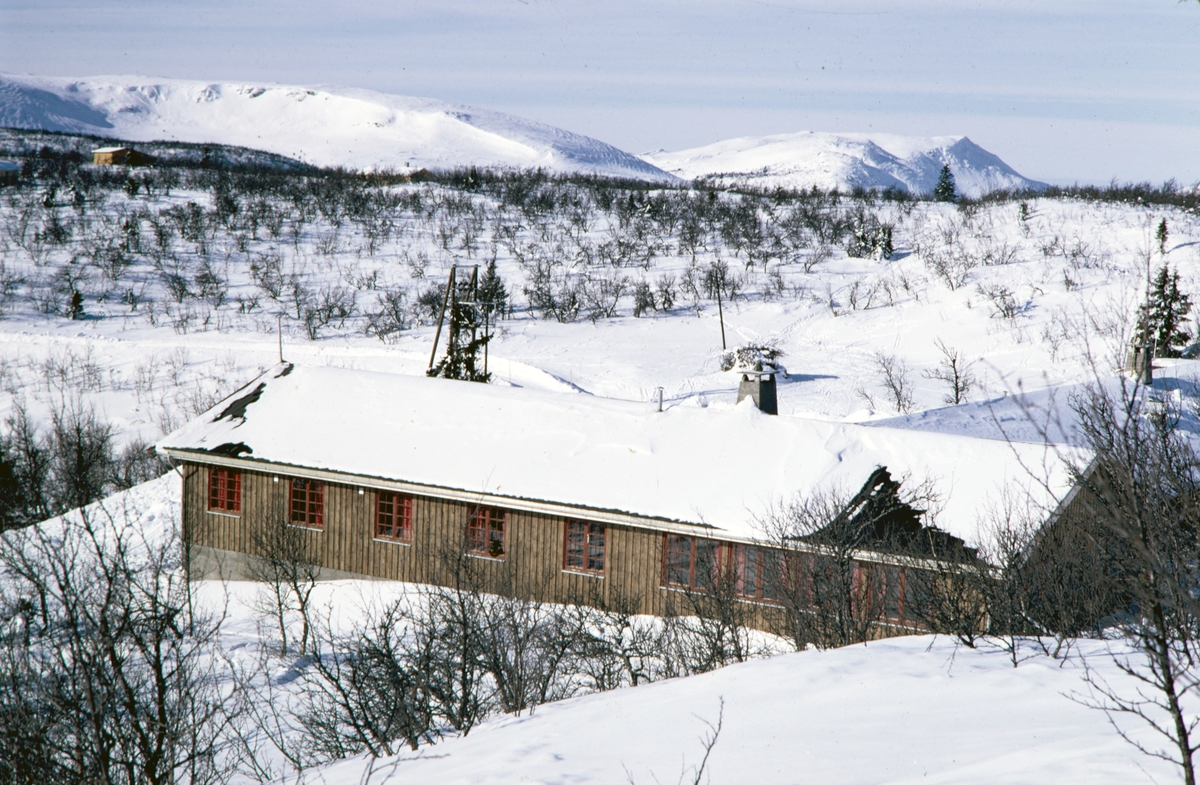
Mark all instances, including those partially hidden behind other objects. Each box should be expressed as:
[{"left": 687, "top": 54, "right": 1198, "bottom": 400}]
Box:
[
  {"left": 310, "top": 635, "right": 1173, "bottom": 785},
  {"left": 0, "top": 74, "right": 675, "bottom": 181},
  {"left": 645, "top": 131, "right": 1045, "bottom": 197}
]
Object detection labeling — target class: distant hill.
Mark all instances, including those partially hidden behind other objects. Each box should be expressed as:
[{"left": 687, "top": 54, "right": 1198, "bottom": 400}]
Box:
[
  {"left": 644, "top": 132, "right": 1046, "bottom": 197},
  {"left": 0, "top": 74, "right": 675, "bottom": 182}
]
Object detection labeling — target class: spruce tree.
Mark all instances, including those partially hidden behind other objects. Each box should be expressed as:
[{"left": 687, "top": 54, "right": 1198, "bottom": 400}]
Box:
[
  {"left": 477, "top": 258, "right": 508, "bottom": 320},
  {"left": 933, "top": 164, "right": 958, "bottom": 203},
  {"left": 1136, "top": 264, "right": 1193, "bottom": 357},
  {"left": 1156, "top": 218, "right": 1169, "bottom": 256}
]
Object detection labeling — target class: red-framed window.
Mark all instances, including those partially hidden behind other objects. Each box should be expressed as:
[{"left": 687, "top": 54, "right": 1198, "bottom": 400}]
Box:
[
  {"left": 875, "top": 564, "right": 910, "bottom": 621},
  {"left": 290, "top": 478, "right": 324, "bottom": 529},
  {"left": 662, "top": 535, "right": 721, "bottom": 589},
  {"left": 375, "top": 491, "right": 413, "bottom": 542},
  {"left": 467, "top": 506, "right": 506, "bottom": 558},
  {"left": 207, "top": 467, "right": 241, "bottom": 513},
  {"left": 564, "top": 520, "right": 605, "bottom": 574},
  {"left": 732, "top": 544, "right": 782, "bottom": 602}
]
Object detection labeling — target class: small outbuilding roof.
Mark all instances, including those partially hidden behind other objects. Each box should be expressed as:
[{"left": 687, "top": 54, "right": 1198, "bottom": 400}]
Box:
[
  {"left": 92, "top": 146, "right": 131, "bottom": 154},
  {"left": 0, "top": 161, "right": 19, "bottom": 172},
  {"left": 158, "top": 364, "right": 1081, "bottom": 549}
]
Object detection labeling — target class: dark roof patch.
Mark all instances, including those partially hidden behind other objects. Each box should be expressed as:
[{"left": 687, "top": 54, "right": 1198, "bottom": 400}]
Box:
[
  {"left": 213, "top": 382, "right": 266, "bottom": 422},
  {"left": 208, "top": 442, "right": 253, "bottom": 458}
]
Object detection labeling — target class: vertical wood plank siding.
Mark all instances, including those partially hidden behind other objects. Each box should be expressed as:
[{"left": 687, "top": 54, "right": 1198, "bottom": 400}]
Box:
[
  {"left": 183, "top": 461, "right": 670, "bottom": 616},
  {"left": 183, "top": 460, "right": 978, "bottom": 635}
]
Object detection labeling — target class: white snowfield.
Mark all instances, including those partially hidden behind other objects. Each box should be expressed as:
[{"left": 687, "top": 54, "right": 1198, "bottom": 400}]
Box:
[
  {"left": 310, "top": 635, "right": 1173, "bottom": 785},
  {"left": 157, "top": 363, "right": 1080, "bottom": 549},
  {"left": 645, "top": 131, "right": 1046, "bottom": 198},
  {"left": 0, "top": 74, "right": 675, "bottom": 181}
]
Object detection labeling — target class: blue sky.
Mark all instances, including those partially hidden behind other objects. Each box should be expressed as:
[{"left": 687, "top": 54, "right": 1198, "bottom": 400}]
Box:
[{"left": 2, "top": 0, "right": 1198, "bottom": 184}]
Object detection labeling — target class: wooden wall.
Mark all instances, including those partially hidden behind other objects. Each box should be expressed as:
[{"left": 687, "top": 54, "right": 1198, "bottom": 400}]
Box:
[
  {"left": 182, "top": 461, "right": 933, "bottom": 636},
  {"left": 182, "top": 461, "right": 674, "bottom": 616}
]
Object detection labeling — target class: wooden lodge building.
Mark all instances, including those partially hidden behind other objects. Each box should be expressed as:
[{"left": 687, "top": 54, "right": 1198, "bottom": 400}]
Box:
[
  {"left": 157, "top": 364, "right": 1080, "bottom": 627},
  {"left": 91, "top": 146, "right": 156, "bottom": 166}
]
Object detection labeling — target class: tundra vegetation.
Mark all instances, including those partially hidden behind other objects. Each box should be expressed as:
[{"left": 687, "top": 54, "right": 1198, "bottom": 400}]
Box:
[{"left": 1, "top": 129, "right": 1200, "bottom": 782}]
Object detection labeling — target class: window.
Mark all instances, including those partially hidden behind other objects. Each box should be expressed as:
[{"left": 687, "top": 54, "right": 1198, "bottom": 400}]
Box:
[
  {"left": 732, "top": 545, "right": 782, "bottom": 602},
  {"left": 878, "top": 565, "right": 908, "bottom": 621},
  {"left": 290, "top": 478, "right": 324, "bottom": 529},
  {"left": 662, "top": 535, "right": 720, "bottom": 589},
  {"left": 207, "top": 467, "right": 241, "bottom": 513},
  {"left": 467, "top": 506, "right": 506, "bottom": 558},
  {"left": 564, "top": 520, "right": 605, "bottom": 574},
  {"left": 375, "top": 491, "right": 413, "bottom": 542}
]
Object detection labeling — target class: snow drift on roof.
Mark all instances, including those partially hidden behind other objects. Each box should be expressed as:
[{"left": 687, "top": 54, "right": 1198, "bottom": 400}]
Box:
[{"left": 157, "top": 365, "right": 1079, "bottom": 548}]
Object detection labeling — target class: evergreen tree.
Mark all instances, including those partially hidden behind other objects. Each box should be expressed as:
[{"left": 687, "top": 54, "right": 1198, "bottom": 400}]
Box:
[
  {"left": 1136, "top": 264, "right": 1193, "bottom": 357},
  {"left": 427, "top": 274, "right": 491, "bottom": 383},
  {"left": 1156, "top": 218, "right": 1169, "bottom": 256},
  {"left": 477, "top": 258, "right": 509, "bottom": 320},
  {"left": 933, "top": 164, "right": 958, "bottom": 203}
]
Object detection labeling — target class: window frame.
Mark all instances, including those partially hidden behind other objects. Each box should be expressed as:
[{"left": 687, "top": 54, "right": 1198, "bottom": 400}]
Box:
[
  {"left": 467, "top": 506, "right": 506, "bottom": 559},
  {"left": 206, "top": 467, "right": 241, "bottom": 515},
  {"left": 289, "top": 478, "right": 325, "bottom": 530},
  {"left": 375, "top": 490, "right": 413, "bottom": 543},
  {"left": 732, "top": 544, "right": 783, "bottom": 603},
  {"left": 662, "top": 534, "right": 722, "bottom": 590},
  {"left": 563, "top": 520, "right": 606, "bottom": 575}
]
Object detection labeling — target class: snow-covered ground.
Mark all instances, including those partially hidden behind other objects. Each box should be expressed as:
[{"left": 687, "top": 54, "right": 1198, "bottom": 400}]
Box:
[
  {"left": 1, "top": 136, "right": 1199, "bottom": 782},
  {"left": 645, "top": 132, "right": 1046, "bottom": 198},
  {"left": 0, "top": 74, "right": 674, "bottom": 181},
  {"left": 29, "top": 474, "right": 1182, "bottom": 785},
  {"left": 311, "top": 635, "right": 1176, "bottom": 785}
]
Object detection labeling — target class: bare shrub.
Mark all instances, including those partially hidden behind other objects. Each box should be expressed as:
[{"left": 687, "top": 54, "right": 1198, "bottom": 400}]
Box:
[{"left": 922, "top": 338, "right": 977, "bottom": 405}]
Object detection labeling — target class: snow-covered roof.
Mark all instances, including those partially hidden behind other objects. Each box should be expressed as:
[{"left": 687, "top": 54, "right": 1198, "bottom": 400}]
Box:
[
  {"left": 0, "top": 161, "right": 18, "bottom": 171},
  {"left": 157, "top": 364, "right": 1080, "bottom": 548},
  {"left": 91, "top": 146, "right": 131, "bottom": 153}
]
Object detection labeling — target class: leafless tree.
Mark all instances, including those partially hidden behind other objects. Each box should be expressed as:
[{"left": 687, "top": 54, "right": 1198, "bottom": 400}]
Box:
[
  {"left": 0, "top": 499, "right": 232, "bottom": 785},
  {"left": 873, "top": 351, "right": 915, "bottom": 413},
  {"left": 922, "top": 338, "right": 978, "bottom": 405},
  {"left": 758, "top": 468, "right": 952, "bottom": 650},
  {"left": 1061, "top": 377, "right": 1200, "bottom": 785},
  {"left": 249, "top": 499, "right": 320, "bottom": 657}
]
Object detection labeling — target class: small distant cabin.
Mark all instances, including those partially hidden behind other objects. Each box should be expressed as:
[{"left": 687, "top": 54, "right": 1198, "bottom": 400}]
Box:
[
  {"left": 0, "top": 161, "right": 19, "bottom": 186},
  {"left": 157, "top": 365, "right": 1085, "bottom": 636},
  {"left": 92, "top": 146, "right": 156, "bottom": 167}
]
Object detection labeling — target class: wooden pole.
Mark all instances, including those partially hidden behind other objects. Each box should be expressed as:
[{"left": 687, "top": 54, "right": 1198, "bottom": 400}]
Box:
[
  {"left": 716, "top": 286, "right": 727, "bottom": 351},
  {"left": 429, "top": 266, "right": 456, "bottom": 372}
]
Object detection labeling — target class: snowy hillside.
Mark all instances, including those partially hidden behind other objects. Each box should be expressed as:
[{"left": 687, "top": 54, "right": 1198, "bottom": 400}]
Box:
[
  {"left": 0, "top": 74, "right": 674, "bottom": 181},
  {"left": 308, "top": 636, "right": 1172, "bottom": 785},
  {"left": 645, "top": 132, "right": 1046, "bottom": 197}
]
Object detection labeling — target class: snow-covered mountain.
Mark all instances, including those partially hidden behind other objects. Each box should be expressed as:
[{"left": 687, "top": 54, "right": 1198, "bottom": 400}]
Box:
[
  {"left": 644, "top": 132, "right": 1045, "bottom": 197},
  {"left": 0, "top": 74, "right": 674, "bottom": 181}
]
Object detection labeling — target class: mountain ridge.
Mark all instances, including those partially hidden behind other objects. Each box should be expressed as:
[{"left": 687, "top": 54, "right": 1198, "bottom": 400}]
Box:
[
  {"left": 0, "top": 74, "right": 675, "bottom": 181},
  {"left": 645, "top": 131, "right": 1046, "bottom": 197}
]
